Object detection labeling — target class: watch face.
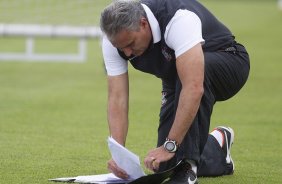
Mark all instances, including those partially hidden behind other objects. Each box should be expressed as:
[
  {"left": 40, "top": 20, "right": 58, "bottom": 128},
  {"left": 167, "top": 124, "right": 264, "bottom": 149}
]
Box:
[{"left": 165, "top": 141, "right": 176, "bottom": 152}]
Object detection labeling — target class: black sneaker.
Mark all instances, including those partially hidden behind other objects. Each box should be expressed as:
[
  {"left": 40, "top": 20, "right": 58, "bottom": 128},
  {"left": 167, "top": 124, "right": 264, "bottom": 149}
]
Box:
[
  {"left": 216, "top": 126, "right": 235, "bottom": 175},
  {"left": 163, "top": 160, "right": 198, "bottom": 184}
]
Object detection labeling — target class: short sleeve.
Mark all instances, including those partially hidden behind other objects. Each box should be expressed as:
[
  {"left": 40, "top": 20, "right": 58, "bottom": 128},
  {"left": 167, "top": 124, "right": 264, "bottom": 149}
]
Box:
[
  {"left": 164, "top": 10, "right": 205, "bottom": 58},
  {"left": 102, "top": 36, "right": 128, "bottom": 76}
]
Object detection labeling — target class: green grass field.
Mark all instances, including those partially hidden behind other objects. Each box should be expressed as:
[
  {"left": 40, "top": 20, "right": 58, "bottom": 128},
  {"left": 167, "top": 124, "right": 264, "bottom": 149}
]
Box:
[{"left": 0, "top": 0, "right": 282, "bottom": 183}]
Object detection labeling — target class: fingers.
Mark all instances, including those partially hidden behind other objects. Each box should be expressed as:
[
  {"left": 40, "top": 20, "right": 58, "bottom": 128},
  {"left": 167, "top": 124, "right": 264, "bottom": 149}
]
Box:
[
  {"left": 107, "top": 159, "right": 129, "bottom": 179},
  {"left": 152, "top": 158, "right": 160, "bottom": 171},
  {"left": 144, "top": 147, "right": 176, "bottom": 172},
  {"left": 144, "top": 156, "right": 160, "bottom": 172}
]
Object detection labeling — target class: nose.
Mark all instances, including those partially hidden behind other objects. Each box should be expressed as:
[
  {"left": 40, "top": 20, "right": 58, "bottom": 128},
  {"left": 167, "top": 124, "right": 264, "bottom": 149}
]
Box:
[{"left": 123, "top": 47, "right": 133, "bottom": 57}]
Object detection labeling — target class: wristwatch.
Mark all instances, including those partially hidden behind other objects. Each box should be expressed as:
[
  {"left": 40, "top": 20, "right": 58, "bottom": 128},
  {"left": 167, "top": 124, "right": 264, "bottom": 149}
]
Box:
[{"left": 163, "top": 138, "right": 179, "bottom": 153}]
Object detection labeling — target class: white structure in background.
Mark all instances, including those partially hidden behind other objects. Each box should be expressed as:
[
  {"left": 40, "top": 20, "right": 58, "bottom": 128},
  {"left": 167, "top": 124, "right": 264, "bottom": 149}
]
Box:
[
  {"left": 0, "top": 24, "right": 102, "bottom": 62},
  {"left": 279, "top": 0, "right": 282, "bottom": 10},
  {"left": 0, "top": 0, "right": 103, "bottom": 62}
]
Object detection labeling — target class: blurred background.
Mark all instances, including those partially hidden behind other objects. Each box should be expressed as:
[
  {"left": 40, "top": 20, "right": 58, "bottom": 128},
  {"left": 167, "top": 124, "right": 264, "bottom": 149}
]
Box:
[{"left": 0, "top": 0, "right": 281, "bottom": 183}]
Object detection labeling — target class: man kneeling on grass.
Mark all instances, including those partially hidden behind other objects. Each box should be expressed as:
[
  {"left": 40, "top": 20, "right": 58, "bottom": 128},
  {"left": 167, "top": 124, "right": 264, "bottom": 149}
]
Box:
[{"left": 100, "top": 0, "right": 250, "bottom": 183}]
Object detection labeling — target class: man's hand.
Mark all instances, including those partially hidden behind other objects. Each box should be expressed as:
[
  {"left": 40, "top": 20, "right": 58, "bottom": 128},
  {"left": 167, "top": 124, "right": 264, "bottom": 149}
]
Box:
[
  {"left": 107, "top": 159, "right": 129, "bottom": 179},
  {"left": 144, "top": 146, "right": 175, "bottom": 172}
]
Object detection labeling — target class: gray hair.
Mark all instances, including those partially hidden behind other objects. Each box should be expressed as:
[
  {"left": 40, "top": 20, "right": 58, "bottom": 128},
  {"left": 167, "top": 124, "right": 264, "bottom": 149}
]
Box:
[{"left": 100, "top": 0, "right": 147, "bottom": 40}]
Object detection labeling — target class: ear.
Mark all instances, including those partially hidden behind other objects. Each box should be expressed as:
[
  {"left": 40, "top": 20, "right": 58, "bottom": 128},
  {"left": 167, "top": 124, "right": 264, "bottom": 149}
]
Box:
[{"left": 140, "top": 17, "right": 149, "bottom": 28}]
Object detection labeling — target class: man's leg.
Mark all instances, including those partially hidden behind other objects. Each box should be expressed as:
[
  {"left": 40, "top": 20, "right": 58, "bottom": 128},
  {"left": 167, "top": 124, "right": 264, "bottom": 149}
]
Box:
[
  {"left": 157, "top": 44, "right": 250, "bottom": 177},
  {"left": 197, "top": 126, "right": 235, "bottom": 176},
  {"left": 197, "top": 44, "right": 250, "bottom": 176},
  {"left": 157, "top": 74, "right": 215, "bottom": 184},
  {"left": 157, "top": 75, "right": 216, "bottom": 172},
  {"left": 157, "top": 81, "right": 178, "bottom": 171}
]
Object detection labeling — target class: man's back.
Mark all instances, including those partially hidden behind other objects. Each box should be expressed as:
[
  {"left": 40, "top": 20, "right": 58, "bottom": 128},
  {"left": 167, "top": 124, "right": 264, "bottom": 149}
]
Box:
[{"left": 141, "top": 0, "right": 235, "bottom": 51}]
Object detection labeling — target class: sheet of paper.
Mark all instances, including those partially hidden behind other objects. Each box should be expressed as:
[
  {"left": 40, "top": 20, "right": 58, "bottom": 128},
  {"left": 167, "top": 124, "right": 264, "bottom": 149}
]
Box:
[
  {"left": 49, "top": 137, "right": 145, "bottom": 183},
  {"left": 49, "top": 177, "right": 76, "bottom": 182},
  {"left": 107, "top": 137, "right": 145, "bottom": 179},
  {"left": 49, "top": 173, "right": 129, "bottom": 183},
  {"left": 75, "top": 173, "right": 128, "bottom": 183}
]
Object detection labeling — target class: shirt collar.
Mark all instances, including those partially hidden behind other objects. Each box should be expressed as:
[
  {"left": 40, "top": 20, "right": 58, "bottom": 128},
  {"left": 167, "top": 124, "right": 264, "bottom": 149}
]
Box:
[{"left": 141, "top": 3, "right": 161, "bottom": 43}]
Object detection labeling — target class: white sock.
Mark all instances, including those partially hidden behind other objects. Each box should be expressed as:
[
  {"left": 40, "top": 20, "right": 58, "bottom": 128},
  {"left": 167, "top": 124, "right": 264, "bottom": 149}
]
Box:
[
  {"left": 210, "top": 129, "right": 224, "bottom": 147},
  {"left": 187, "top": 160, "right": 197, "bottom": 174}
]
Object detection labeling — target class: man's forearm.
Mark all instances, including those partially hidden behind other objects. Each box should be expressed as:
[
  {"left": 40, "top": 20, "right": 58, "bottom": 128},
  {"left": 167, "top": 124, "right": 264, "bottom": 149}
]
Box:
[
  {"left": 108, "top": 100, "right": 129, "bottom": 146},
  {"left": 168, "top": 43, "right": 204, "bottom": 145},
  {"left": 168, "top": 86, "right": 203, "bottom": 145},
  {"left": 107, "top": 73, "right": 129, "bottom": 146}
]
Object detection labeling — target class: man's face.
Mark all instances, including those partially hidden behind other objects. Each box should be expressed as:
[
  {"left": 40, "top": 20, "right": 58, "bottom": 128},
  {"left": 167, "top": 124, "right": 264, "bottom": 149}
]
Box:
[{"left": 110, "top": 18, "right": 152, "bottom": 57}]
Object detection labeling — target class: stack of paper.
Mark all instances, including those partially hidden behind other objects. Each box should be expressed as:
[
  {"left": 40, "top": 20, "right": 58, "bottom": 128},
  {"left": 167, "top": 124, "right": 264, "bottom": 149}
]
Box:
[
  {"left": 49, "top": 173, "right": 125, "bottom": 183},
  {"left": 49, "top": 137, "right": 145, "bottom": 183}
]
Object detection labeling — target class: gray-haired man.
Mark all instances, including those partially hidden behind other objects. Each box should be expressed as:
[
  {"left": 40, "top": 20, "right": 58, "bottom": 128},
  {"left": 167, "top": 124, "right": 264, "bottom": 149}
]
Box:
[{"left": 100, "top": 0, "right": 250, "bottom": 183}]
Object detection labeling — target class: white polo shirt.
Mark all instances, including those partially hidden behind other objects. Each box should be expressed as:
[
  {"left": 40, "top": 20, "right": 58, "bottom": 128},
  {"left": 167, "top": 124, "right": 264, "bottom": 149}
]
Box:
[{"left": 102, "top": 4, "right": 204, "bottom": 76}]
